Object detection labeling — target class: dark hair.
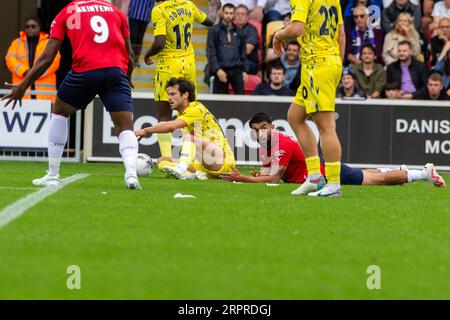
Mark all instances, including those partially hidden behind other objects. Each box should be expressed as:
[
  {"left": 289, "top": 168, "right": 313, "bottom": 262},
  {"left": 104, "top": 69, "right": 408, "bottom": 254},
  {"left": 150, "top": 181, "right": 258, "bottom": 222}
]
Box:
[
  {"left": 385, "top": 82, "right": 401, "bottom": 91},
  {"left": 249, "top": 113, "right": 273, "bottom": 127},
  {"left": 268, "top": 63, "right": 286, "bottom": 75},
  {"left": 236, "top": 4, "right": 249, "bottom": 13},
  {"left": 222, "top": 3, "right": 235, "bottom": 11},
  {"left": 166, "top": 78, "right": 196, "bottom": 102},
  {"left": 398, "top": 40, "right": 412, "bottom": 48},
  {"left": 286, "top": 40, "right": 300, "bottom": 49},
  {"left": 361, "top": 44, "right": 376, "bottom": 55},
  {"left": 26, "top": 16, "right": 41, "bottom": 27}
]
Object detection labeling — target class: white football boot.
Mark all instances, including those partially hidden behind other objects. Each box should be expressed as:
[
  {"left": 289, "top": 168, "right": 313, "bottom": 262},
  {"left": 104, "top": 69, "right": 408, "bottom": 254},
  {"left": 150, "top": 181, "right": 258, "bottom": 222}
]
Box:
[
  {"left": 162, "top": 165, "right": 195, "bottom": 180},
  {"left": 32, "top": 171, "right": 60, "bottom": 187},
  {"left": 424, "top": 163, "right": 446, "bottom": 188},
  {"left": 307, "top": 186, "right": 342, "bottom": 197},
  {"left": 291, "top": 177, "right": 325, "bottom": 196},
  {"left": 194, "top": 171, "right": 208, "bottom": 180},
  {"left": 124, "top": 175, "right": 142, "bottom": 190}
]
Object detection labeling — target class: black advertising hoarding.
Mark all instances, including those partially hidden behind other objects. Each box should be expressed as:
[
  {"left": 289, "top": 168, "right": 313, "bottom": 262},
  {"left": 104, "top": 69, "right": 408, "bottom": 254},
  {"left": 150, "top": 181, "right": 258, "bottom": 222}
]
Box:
[{"left": 89, "top": 95, "right": 450, "bottom": 168}]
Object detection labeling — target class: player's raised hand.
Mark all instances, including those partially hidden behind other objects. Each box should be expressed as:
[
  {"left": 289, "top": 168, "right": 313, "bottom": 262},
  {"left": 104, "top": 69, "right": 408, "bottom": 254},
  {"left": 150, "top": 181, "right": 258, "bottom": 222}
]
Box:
[
  {"left": 144, "top": 55, "right": 154, "bottom": 66},
  {"left": 273, "top": 32, "right": 285, "bottom": 57},
  {"left": 135, "top": 128, "right": 149, "bottom": 141},
  {"left": 210, "top": 0, "right": 221, "bottom": 10},
  {"left": 1, "top": 82, "right": 25, "bottom": 110}
]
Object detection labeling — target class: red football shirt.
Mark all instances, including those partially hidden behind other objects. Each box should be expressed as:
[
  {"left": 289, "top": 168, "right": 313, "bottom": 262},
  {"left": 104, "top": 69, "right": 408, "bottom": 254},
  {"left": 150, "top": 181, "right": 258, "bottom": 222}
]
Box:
[
  {"left": 259, "top": 131, "right": 324, "bottom": 184},
  {"left": 50, "top": 0, "right": 130, "bottom": 73}
]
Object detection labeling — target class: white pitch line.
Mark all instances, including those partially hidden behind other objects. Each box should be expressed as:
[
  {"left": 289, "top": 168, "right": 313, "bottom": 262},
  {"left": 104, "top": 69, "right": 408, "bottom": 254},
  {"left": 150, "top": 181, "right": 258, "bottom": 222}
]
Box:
[
  {"left": 0, "top": 174, "right": 90, "bottom": 230},
  {"left": 0, "top": 187, "right": 39, "bottom": 191}
]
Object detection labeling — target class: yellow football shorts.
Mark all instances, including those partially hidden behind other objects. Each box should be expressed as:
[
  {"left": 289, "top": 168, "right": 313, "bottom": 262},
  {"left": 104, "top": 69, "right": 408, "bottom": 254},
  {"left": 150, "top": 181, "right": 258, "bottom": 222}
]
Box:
[
  {"left": 293, "top": 56, "right": 342, "bottom": 115},
  {"left": 154, "top": 56, "right": 197, "bottom": 102},
  {"left": 191, "top": 147, "right": 236, "bottom": 178}
]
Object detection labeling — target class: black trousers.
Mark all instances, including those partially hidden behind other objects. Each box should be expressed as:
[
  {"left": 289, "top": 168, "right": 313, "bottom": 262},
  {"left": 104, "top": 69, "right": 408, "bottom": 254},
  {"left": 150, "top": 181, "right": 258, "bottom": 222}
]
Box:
[
  {"left": 213, "top": 67, "right": 245, "bottom": 94},
  {"left": 129, "top": 18, "right": 149, "bottom": 59}
]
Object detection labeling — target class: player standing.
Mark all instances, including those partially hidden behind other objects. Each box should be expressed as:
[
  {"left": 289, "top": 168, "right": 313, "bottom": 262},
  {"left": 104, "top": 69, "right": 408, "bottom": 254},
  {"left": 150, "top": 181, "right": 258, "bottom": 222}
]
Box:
[
  {"left": 273, "top": 0, "right": 346, "bottom": 197},
  {"left": 143, "top": 0, "right": 221, "bottom": 159},
  {"left": 2, "top": 0, "right": 142, "bottom": 190}
]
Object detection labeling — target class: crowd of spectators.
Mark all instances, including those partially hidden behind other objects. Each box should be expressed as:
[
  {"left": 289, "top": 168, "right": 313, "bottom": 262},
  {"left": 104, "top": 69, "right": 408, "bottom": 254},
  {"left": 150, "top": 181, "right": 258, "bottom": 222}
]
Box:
[{"left": 207, "top": 0, "right": 450, "bottom": 100}]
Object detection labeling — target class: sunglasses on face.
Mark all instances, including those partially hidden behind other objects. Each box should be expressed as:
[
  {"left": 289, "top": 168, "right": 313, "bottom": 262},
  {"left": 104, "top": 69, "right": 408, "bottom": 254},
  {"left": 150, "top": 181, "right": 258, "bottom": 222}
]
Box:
[
  {"left": 25, "top": 24, "right": 38, "bottom": 29},
  {"left": 440, "top": 25, "right": 450, "bottom": 29}
]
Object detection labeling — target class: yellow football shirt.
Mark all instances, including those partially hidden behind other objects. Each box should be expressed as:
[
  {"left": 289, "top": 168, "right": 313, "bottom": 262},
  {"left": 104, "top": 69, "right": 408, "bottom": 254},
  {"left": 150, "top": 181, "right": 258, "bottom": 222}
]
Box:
[
  {"left": 152, "top": 0, "right": 207, "bottom": 59},
  {"left": 177, "top": 101, "right": 229, "bottom": 151},
  {"left": 290, "top": 0, "right": 343, "bottom": 65}
]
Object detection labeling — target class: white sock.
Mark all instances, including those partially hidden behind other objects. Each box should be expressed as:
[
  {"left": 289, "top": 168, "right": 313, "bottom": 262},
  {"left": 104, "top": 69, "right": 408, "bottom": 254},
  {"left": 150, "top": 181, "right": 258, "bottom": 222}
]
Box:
[
  {"left": 406, "top": 169, "right": 428, "bottom": 183},
  {"left": 47, "top": 114, "right": 68, "bottom": 176},
  {"left": 119, "top": 130, "right": 138, "bottom": 178},
  {"left": 308, "top": 173, "right": 323, "bottom": 183},
  {"left": 326, "top": 183, "right": 341, "bottom": 192}
]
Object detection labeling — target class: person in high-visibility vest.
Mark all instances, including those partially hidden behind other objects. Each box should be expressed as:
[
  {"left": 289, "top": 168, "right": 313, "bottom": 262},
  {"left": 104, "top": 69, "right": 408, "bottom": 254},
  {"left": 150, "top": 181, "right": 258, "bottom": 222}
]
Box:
[{"left": 5, "top": 17, "right": 61, "bottom": 102}]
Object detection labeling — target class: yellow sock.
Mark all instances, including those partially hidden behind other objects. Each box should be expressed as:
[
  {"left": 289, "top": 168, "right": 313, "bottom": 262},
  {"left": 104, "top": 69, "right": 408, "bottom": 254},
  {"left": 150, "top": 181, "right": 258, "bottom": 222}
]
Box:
[
  {"left": 157, "top": 132, "right": 172, "bottom": 158},
  {"left": 325, "top": 161, "right": 341, "bottom": 185},
  {"left": 157, "top": 160, "right": 176, "bottom": 173},
  {"left": 305, "top": 156, "right": 321, "bottom": 176},
  {"left": 179, "top": 141, "right": 196, "bottom": 169}
]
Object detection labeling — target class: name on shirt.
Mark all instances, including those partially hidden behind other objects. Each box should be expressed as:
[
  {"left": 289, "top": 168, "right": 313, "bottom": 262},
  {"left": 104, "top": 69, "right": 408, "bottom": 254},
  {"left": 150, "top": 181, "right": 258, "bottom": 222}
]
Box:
[
  {"left": 75, "top": 4, "right": 114, "bottom": 13},
  {"left": 168, "top": 8, "right": 192, "bottom": 21}
]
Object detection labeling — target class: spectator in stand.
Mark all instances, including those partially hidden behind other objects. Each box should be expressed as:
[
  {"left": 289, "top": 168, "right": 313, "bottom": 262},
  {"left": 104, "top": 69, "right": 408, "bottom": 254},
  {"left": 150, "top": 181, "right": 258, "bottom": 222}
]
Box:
[
  {"left": 265, "top": 14, "right": 292, "bottom": 64},
  {"left": 403, "top": 72, "right": 450, "bottom": 99},
  {"left": 129, "top": 0, "right": 154, "bottom": 67},
  {"left": 382, "top": 13, "right": 422, "bottom": 65},
  {"left": 351, "top": 44, "right": 386, "bottom": 98},
  {"left": 253, "top": 64, "right": 295, "bottom": 96},
  {"left": 277, "top": 41, "right": 301, "bottom": 89},
  {"left": 344, "top": 0, "right": 383, "bottom": 28},
  {"left": 386, "top": 40, "right": 429, "bottom": 96},
  {"left": 430, "top": 18, "right": 450, "bottom": 66},
  {"left": 221, "top": 1, "right": 265, "bottom": 22},
  {"left": 263, "top": 0, "right": 291, "bottom": 23},
  {"left": 337, "top": 67, "right": 365, "bottom": 98},
  {"left": 208, "top": 3, "right": 248, "bottom": 94},
  {"left": 5, "top": 17, "right": 61, "bottom": 102},
  {"left": 384, "top": 81, "right": 403, "bottom": 98},
  {"left": 234, "top": 5, "right": 259, "bottom": 75},
  {"left": 382, "top": 0, "right": 421, "bottom": 33},
  {"left": 345, "top": 5, "right": 383, "bottom": 65},
  {"left": 433, "top": 40, "right": 450, "bottom": 91},
  {"left": 428, "top": 0, "right": 450, "bottom": 37}
]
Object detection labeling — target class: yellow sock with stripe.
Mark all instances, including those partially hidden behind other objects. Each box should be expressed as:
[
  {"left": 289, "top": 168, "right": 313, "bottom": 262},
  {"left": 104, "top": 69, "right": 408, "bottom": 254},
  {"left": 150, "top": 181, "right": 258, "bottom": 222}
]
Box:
[
  {"left": 157, "top": 160, "right": 176, "bottom": 173},
  {"left": 179, "top": 141, "right": 196, "bottom": 172},
  {"left": 305, "top": 156, "right": 323, "bottom": 182},
  {"left": 325, "top": 161, "right": 341, "bottom": 191},
  {"left": 157, "top": 132, "right": 172, "bottom": 158}
]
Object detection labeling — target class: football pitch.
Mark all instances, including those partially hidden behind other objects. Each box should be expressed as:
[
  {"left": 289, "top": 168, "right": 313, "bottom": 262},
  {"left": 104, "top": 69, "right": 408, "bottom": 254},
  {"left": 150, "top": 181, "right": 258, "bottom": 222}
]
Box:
[{"left": 0, "top": 161, "right": 449, "bottom": 299}]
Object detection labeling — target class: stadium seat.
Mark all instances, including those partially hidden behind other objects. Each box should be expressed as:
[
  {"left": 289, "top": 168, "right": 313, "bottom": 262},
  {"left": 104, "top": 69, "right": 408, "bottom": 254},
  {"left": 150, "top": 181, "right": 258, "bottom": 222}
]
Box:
[
  {"left": 228, "top": 74, "right": 262, "bottom": 95},
  {"left": 265, "top": 20, "right": 284, "bottom": 49}
]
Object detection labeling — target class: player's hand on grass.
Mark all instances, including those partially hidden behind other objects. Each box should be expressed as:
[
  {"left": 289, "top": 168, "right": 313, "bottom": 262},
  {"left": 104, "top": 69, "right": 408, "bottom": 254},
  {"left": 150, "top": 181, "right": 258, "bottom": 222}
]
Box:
[
  {"left": 250, "top": 170, "right": 261, "bottom": 177},
  {"left": 220, "top": 167, "right": 245, "bottom": 182},
  {"left": 273, "top": 32, "right": 285, "bottom": 57},
  {"left": 1, "top": 82, "right": 25, "bottom": 110}
]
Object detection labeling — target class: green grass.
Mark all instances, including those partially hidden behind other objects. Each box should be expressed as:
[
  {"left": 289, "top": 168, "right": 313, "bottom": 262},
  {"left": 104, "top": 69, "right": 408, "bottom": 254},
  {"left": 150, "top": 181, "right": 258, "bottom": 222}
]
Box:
[{"left": 0, "top": 161, "right": 449, "bottom": 299}]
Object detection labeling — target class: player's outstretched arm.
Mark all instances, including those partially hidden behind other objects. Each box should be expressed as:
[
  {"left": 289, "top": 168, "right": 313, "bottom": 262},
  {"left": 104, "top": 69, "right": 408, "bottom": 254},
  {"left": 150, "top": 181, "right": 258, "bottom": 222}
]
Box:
[
  {"left": 144, "top": 36, "right": 166, "bottom": 65},
  {"left": 136, "top": 119, "right": 187, "bottom": 138},
  {"left": 220, "top": 166, "right": 285, "bottom": 183},
  {"left": 201, "top": 0, "right": 222, "bottom": 27},
  {"left": 273, "top": 21, "right": 304, "bottom": 56},
  {"left": 2, "top": 38, "right": 62, "bottom": 109}
]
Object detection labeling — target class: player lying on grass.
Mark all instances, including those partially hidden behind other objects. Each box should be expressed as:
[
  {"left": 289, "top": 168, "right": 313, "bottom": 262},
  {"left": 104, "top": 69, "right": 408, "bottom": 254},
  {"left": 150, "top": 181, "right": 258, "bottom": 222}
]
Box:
[
  {"left": 135, "top": 78, "right": 236, "bottom": 179},
  {"left": 219, "top": 113, "right": 446, "bottom": 193}
]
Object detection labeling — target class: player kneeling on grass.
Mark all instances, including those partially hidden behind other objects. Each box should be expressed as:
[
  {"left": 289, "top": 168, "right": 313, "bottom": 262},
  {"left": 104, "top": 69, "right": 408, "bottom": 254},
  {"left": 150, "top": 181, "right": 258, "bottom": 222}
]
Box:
[
  {"left": 135, "top": 78, "right": 236, "bottom": 180},
  {"left": 219, "top": 113, "right": 446, "bottom": 191}
]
